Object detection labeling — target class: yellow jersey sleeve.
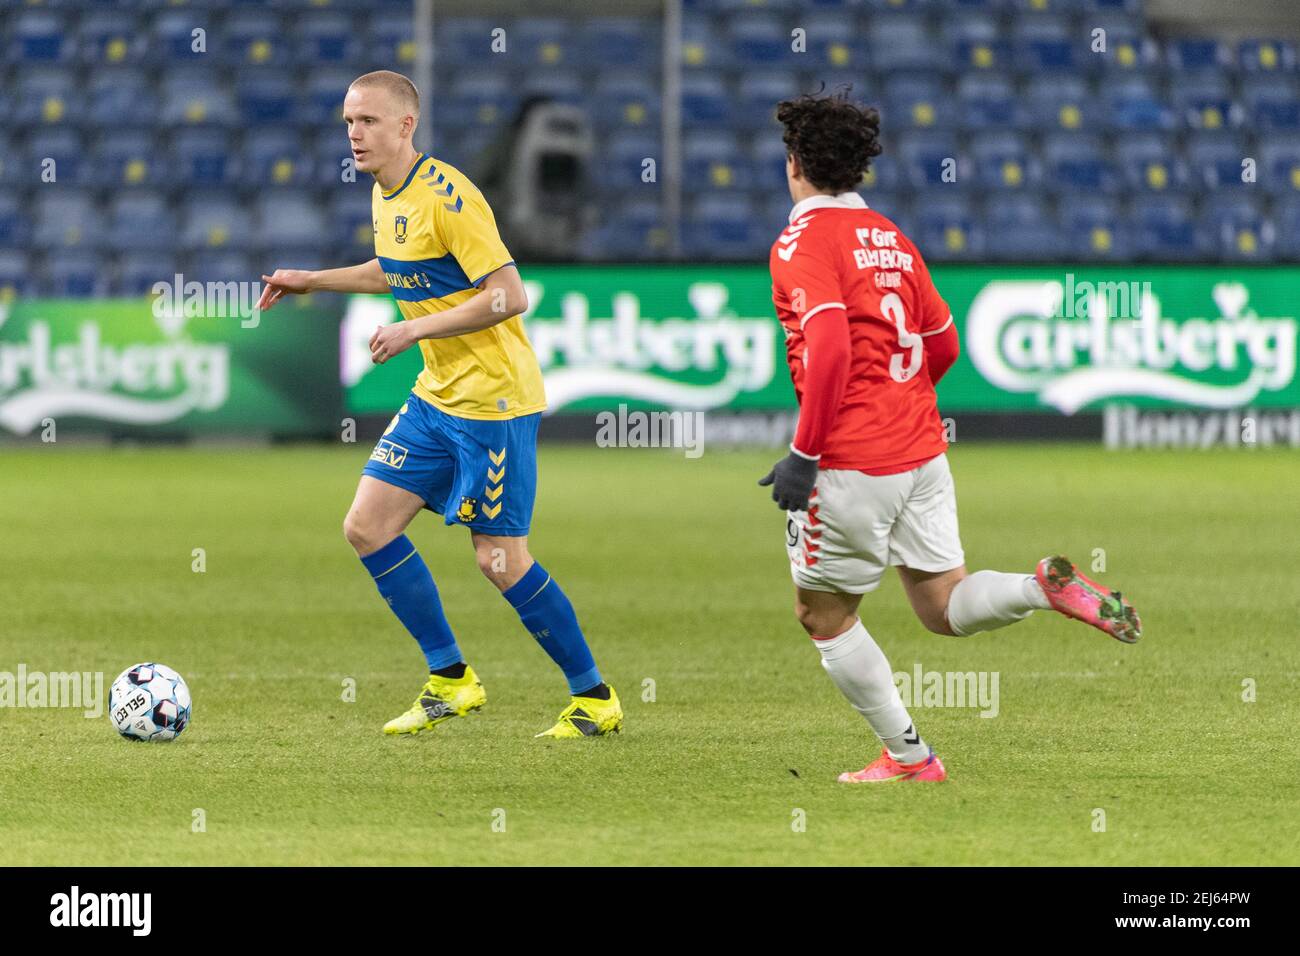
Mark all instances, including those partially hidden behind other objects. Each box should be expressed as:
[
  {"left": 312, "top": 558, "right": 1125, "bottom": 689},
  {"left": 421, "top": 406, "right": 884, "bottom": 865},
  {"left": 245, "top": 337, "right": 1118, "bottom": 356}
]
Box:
[{"left": 430, "top": 170, "right": 514, "bottom": 287}]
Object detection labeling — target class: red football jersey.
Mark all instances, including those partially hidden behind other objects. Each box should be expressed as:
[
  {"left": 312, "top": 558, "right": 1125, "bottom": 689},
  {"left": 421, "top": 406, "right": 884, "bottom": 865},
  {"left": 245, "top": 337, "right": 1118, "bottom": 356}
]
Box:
[{"left": 770, "top": 193, "right": 954, "bottom": 473}]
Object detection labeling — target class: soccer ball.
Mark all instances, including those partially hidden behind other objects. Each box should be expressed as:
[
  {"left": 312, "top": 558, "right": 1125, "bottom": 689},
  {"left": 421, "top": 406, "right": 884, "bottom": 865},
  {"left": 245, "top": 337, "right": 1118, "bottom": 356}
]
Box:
[{"left": 109, "top": 663, "right": 192, "bottom": 742}]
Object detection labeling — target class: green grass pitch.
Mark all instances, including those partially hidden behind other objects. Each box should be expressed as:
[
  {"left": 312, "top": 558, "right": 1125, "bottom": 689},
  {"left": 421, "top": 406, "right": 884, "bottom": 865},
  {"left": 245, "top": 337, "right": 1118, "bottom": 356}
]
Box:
[{"left": 2, "top": 442, "right": 1296, "bottom": 866}]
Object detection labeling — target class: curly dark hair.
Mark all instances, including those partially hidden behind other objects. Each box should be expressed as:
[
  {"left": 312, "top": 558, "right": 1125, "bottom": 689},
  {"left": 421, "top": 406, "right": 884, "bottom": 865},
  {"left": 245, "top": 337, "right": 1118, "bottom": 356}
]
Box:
[{"left": 776, "top": 88, "right": 882, "bottom": 193}]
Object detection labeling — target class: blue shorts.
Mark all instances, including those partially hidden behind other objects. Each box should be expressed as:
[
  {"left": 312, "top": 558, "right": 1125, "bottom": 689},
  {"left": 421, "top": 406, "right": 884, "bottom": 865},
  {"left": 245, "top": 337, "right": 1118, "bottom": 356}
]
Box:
[{"left": 362, "top": 393, "right": 540, "bottom": 537}]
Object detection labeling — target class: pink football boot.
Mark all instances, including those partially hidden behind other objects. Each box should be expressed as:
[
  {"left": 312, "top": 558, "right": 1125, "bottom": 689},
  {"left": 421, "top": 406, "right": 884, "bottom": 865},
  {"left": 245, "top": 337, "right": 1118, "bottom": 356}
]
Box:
[
  {"left": 838, "top": 748, "right": 948, "bottom": 784},
  {"left": 1036, "top": 555, "right": 1141, "bottom": 644}
]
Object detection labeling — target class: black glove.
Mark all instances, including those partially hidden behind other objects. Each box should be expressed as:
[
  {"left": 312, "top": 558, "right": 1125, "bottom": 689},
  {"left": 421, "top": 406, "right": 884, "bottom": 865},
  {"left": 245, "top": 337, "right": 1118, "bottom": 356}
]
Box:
[{"left": 758, "top": 450, "right": 819, "bottom": 512}]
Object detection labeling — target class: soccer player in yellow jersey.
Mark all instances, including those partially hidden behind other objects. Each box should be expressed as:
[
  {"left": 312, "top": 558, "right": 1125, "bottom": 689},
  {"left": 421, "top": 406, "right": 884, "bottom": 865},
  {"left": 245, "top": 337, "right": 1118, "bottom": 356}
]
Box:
[{"left": 258, "top": 71, "right": 622, "bottom": 739}]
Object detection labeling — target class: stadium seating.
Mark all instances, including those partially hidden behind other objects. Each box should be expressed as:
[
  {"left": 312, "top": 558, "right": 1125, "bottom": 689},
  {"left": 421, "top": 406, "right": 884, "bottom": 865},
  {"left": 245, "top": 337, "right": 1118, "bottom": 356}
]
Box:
[{"left": 3, "top": 0, "right": 1298, "bottom": 290}]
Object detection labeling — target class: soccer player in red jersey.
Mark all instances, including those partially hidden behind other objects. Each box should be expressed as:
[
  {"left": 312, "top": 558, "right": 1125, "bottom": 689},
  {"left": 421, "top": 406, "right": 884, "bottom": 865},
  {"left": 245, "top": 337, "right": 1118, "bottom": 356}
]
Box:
[{"left": 760, "top": 92, "right": 1142, "bottom": 783}]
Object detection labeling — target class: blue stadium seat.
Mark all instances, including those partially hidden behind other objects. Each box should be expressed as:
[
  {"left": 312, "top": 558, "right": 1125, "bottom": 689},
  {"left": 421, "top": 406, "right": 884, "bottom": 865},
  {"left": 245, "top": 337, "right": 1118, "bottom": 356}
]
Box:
[
  {"left": 43, "top": 251, "right": 107, "bottom": 298},
  {"left": 0, "top": 197, "right": 31, "bottom": 249},
  {"left": 1041, "top": 133, "right": 1119, "bottom": 194},
  {"left": 11, "top": 11, "right": 73, "bottom": 64},
  {"left": 1237, "top": 38, "right": 1296, "bottom": 74},
  {"left": 173, "top": 129, "right": 242, "bottom": 187},
  {"left": 595, "top": 132, "right": 662, "bottom": 191},
  {"left": 87, "top": 70, "right": 158, "bottom": 128},
  {"left": 1012, "top": 15, "right": 1079, "bottom": 74},
  {"left": 520, "top": 71, "right": 587, "bottom": 108},
  {"left": 237, "top": 76, "right": 298, "bottom": 126},
  {"left": 682, "top": 74, "right": 730, "bottom": 126},
  {"left": 1089, "top": 18, "right": 1160, "bottom": 73},
  {"left": 14, "top": 69, "right": 79, "bottom": 126},
  {"left": 1083, "top": 0, "right": 1143, "bottom": 13},
  {"left": 1275, "top": 198, "right": 1300, "bottom": 256},
  {"left": 253, "top": 191, "right": 329, "bottom": 251},
  {"left": 942, "top": 12, "right": 1011, "bottom": 72},
  {"left": 27, "top": 128, "right": 87, "bottom": 186},
  {"left": 1173, "top": 74, "right": 1244, "bottom": 131},
  {"left": 1128, "top": 195, "right": 1210, "bottom": 261},
  {"left": 512, "top": 18, "right": 575, "bottom": 70},
  {"left": 1203, "top": 196, "right": 1275, "bottom": 260},
  {"left": 107, "top": 193, "right": 174, "bottom": 252},
  {"left": 803, "top": 13, "right": 864, "bottom": 71},
  {"left": 1023, "top": 77, "right": 1097, "bottom": 132},
  {"left": 882, "top": 74, "right": 954, "bottom": 131},
  {"left": 1186, "top": 134, "right": 1250, "bottom": 189},
  {"left": 328, "top": 189, "right": 376, "bottom": 257},
  {"left": 955, "top": 74, "right": 1026, "bottom": 130},
  {"left": 1242, "top": 76, "right": 1300, "bottom": 133},
  {"left": 593, "top": 72, "right": 660, "bottom": 129},
  {"left": 189, "top": 251, "right": 256, "bottom": 286},
  {"left": 871, "top": 16, "right": 938, "bottom": 73},
  {"left": 371, "top": 18, "right": 418, "bottom": 70},
  {"left": 303, "top": 69, "right": 354, "bottom": 126},
  {"left": 726, "top": 15, "right": 799, "bottom": 68},
  {"left": 116, "top": 252, "right": 181, "bottom": 297},
  {"left": 79, "top": 12, "right": 146, "bottom": 65},
  {"left": 985, "top": 195, "right": 1064, "bottom": 261},
  {"left": 862, "top": 0, "right": 936, "bottom": 10},
  {"left": 1164, "top": 38, "right": 1232, "bottom": 74},
  {"left": 297, "top": 12, "right": 361, "bottom": 66},
  {"left": 682, "top": 15, "right": 734, "bottom": 71},
  {"left": 441, "top": 72, "right": 518, "bottom": 129},
  {"left": 0, "top": 251, "right": 32, "bottom": 298},
  {"left": 914, "top": 194, "right": 985, "bottom": 261},
  {"left": 735, "top": 72, "right": 799, "bottom": 130},
  {"left": 685, "top": 132, "right": 752, "bottom": 191},
  {"left": 224, "top": 12, "right": 289, "bottom": 67},
  {"left": 1100, "top": 75, "right": 1174, "bottom": 131},
  {"left": 895, "top": 130, "right": 963, "bottom": 188},
  {"left": 245, "top": 130, "right": 313, "bottom": 188},
  {"left": 180, "top": 192, "right": 249, "bottom": 254},
  {"left": 1115, "top": 133, "right": 1190, "bottom": 192},
  {"left": 310, "top": 128, "right": 353, "bottom": 188},
  {"left": 1259, "top": 135, "right": 1300, "bottom": 196},
  {"left": 32, "top": 191, "right": 102, "bottom": 250},
  {"left": 161, "top": 71, "right": 238, "bottom": 126},
  {"left": 1057, "top": 196, "right": 1130, "bottom": 260},
  {"left": 684, "top": 193, "right": 762, "bottom": 260},
  {"left": 435, "top": 18, "right": 496, "bottom": 68},
  {"left": 580, "top": 17, "right": 659, "bottom": 72},
  {"left": 581, "top": 198, "right": 667, "bottom": 260},
  {"left": 152, "top": 11, "right": 216, "bottom": 63},
  {"left": 752, "top": 138, "right": 790, "bottom": 191},
  {"left": 969, "top": 132, "right": 1041, "bottom": 191},
  {"left": 860, "top": 155, "right": 902, "bottom": 196}
]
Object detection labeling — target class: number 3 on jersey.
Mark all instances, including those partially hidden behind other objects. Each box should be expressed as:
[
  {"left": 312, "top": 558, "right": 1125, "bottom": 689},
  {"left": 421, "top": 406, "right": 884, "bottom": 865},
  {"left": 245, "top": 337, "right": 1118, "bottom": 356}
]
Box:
[{"left": 882, "top": 292, "right": 923, "bottom": 383}]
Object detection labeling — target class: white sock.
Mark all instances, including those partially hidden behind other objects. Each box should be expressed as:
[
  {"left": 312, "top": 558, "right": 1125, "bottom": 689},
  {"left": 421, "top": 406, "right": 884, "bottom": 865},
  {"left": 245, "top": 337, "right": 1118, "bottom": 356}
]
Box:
[
  {"left": 946, "top": 570, "right": 1051, "bottom": 636},
  {"left": 813, "top": 619, "right": 930, "bottom": 764}
]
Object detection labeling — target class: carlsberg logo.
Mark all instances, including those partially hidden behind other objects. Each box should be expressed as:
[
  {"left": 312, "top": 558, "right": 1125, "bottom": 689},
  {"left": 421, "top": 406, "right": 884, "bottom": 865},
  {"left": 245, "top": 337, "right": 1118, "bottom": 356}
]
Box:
[
  {"left": 524, "top": 280, "right": 776, "bottom": 410},
  {"left": 967, "top": 279, "right": 1296, "bottom": 413},
  {"left": 0, "top": 303, "right": 228, "bottom": 435}
]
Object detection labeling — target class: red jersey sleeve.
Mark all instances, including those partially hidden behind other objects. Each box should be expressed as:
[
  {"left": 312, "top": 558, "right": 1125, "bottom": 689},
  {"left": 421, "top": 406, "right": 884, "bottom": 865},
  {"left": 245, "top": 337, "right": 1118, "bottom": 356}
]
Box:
[{"left": 771, "top": 223, "right": 847, "bottom": 329}]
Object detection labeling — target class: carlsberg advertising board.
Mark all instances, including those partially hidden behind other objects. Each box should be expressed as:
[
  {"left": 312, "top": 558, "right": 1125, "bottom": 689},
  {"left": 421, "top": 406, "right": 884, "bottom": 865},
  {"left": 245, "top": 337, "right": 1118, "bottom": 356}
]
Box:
[
  {"left": 0, "top": 297, "right": 340, "bottom": 436},
  {"left": 344, "top": 265, "right": 1300, "bottom": 417}
]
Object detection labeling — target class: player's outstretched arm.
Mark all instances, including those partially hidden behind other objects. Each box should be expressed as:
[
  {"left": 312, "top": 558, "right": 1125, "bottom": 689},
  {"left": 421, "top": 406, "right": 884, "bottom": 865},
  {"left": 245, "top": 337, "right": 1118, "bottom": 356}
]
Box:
[{"left": 257, "top": 259, "right": 389, "bottom": 311}]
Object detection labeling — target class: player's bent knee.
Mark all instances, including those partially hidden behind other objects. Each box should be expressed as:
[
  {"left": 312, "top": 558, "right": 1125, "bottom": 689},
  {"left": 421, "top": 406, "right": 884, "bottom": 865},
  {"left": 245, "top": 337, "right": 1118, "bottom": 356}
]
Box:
[{"left": 342, "top": 511, "right": 391, "bottom": 557}]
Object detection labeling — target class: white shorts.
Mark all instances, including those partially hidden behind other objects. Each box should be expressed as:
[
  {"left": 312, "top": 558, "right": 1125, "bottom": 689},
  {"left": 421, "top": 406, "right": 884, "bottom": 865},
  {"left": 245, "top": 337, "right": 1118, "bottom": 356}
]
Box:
[{"left": 786, "top": 452, "right": 965, "bottom": 594}]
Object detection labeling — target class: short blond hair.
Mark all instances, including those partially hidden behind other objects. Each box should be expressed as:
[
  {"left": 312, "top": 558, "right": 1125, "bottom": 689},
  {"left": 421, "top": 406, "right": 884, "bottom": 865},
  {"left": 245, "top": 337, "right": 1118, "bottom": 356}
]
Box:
[{"left": 349, "top": 70, "right": 420, "bottom": 116}]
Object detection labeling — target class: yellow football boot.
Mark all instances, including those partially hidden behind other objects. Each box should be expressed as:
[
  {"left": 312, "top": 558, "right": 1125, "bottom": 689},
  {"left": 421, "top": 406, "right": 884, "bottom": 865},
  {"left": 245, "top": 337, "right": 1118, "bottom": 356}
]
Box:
[
  {"left": 383, "top": 666, "right": 486, "bottom": 735},
  {"left": 535, "top": 684, "right": 623, "bottom": 738}
]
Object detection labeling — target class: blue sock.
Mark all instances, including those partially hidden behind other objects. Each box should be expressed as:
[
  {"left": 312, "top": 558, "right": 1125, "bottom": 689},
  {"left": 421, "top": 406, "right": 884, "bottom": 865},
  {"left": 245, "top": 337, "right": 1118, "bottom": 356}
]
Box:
[
  {"left": 502, "top": 562, "right": 601, "bottom": 695},
  {"left": 360, "top": 535, "right": 462, "bottom": 671}
]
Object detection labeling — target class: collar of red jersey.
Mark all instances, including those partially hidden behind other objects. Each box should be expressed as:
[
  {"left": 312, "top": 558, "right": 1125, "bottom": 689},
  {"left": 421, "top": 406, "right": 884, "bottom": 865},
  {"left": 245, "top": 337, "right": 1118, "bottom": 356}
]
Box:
[{"left": 788, "top": 191, "right": 868, "bottom": 225}]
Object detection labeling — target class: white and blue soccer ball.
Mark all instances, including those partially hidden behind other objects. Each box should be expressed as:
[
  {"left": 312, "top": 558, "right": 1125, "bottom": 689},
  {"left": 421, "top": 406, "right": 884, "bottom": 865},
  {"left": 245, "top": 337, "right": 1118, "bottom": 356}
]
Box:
[{"left": 109, "top": 663, "right": 192, "bottom": 742}]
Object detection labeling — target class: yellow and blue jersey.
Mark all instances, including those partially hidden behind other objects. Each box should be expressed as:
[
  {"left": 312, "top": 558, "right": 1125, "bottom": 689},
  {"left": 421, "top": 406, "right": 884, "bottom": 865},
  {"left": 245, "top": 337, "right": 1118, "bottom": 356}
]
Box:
[{"left": 372, "top": 153, "right": 547, "bottom": 420}]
